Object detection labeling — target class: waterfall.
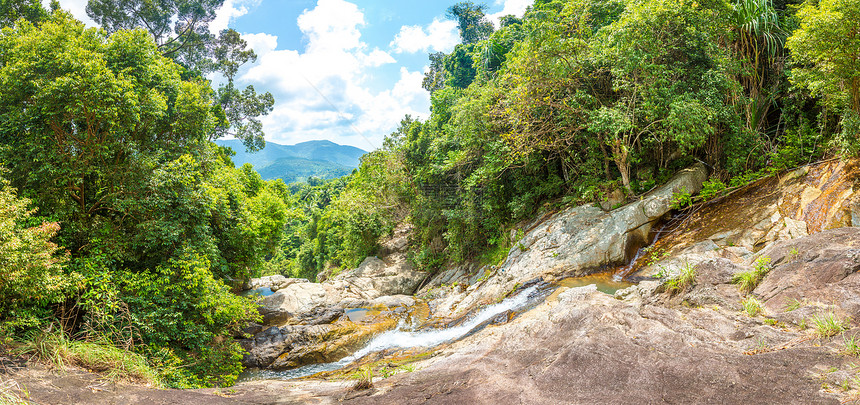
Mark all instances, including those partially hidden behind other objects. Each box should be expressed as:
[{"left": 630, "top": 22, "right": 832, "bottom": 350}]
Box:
[{"left": 244, "top": 285, "right": 541, "bottom": 381}]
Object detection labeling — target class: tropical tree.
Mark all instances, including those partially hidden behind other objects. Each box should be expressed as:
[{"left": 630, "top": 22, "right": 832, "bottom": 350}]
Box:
[
  {"left": 591, "top": 0, "right": 732, "bottom": 191},
  {"left": 86, "top": 0, "right": 273, "bottom": 151},
  {"left": 86, "top": 0, "right": 223, "bottom": 67},
  {"left": 210, "top": 29, "right": 274, "bottom": 151},
  {"left": 446, "top": 1, "right": 494, "bottom": 44},
  {"left": 787, "top": 0, "right": 860, "bottom": 142},
  {"left": 0, "top": 13, "right": 284, "bottom": 385},
  {"left": 728, "top": 0, "right": 784, "bottom": 133},
  {"left": 0, "top": 0, "right": 48, "bottom": 27},
  {"left": 421, "top": 52, "right": 447, "bottom": 94}
]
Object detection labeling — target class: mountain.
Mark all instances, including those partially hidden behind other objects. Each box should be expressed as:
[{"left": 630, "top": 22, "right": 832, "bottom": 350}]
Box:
[
  {"left": 257, "top": 157, "right": 354, "bottom": 185},
  {"left": 216, "top": 139, "right": 367, "bottom": 183}
]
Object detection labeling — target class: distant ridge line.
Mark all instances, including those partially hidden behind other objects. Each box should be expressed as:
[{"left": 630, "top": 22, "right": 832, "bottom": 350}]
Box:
[{"left": 215, "top": 139, "right": 367, "bottom": 184}]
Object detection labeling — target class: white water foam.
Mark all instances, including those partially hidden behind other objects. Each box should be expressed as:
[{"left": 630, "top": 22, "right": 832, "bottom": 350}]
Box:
[{"left": 249, "top": 285, "right": 540, "bottom": 380}]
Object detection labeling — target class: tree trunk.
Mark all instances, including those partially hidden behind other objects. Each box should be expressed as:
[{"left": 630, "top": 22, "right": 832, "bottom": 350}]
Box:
[
  {"left": 618, "top": 161, "right": 632, "bottom": 194},
  {"left": 610, "top": 139, "right": 632, "bottom": 194}
]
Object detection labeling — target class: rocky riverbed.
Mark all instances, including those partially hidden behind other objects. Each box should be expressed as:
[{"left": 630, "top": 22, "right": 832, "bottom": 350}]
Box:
[{"left": 5, "top": 159, "right": 860, "bottom": 404}]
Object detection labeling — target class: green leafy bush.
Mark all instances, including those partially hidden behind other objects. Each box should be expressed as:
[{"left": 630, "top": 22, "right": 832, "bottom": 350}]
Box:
[
  {"left": 0, "top": 177, "right": 78, "bottom": 334},
  {"left": 119, "top": 254, "right": 258, "bottom": 387},
  {"left": 699, "top": 179, "right": 728, "bottom": 202}
]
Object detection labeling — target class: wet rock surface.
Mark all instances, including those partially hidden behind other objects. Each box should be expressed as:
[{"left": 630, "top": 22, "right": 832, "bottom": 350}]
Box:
[
  {"left": 422, "top": 163, "right": 708, "bottom": 317},
  {"left": 640, "top": 159, "right": 860, "bottom": 280},
  {"left": 241, "top": 222, "right": 430, "bottom": 372},
  {"left": 7, "top": 161, "right": 860, "bottom": 404},
  {"left": 339, "top": 288, "right": 844, "bottom": 404}
]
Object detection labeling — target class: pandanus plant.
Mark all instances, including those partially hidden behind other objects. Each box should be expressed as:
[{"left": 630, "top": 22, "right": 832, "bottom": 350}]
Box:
[{"left": 729, "top": 0, "right": 784, "bottom": 134}]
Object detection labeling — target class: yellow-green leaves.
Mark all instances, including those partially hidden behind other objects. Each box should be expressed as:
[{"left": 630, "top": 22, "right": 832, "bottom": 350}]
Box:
[
  {"left": 0, "top": 176, "right": 76, "bottom": 332},
  {"left": 787, "top": 0, "right": 860, "bottom": 115}
]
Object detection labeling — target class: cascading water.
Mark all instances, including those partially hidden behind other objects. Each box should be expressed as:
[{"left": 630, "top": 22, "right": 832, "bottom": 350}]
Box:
[
  {"left": 613, "top": 214, "right": 681, "bottom": 281},
  {"left": 242, "top": 285, "right": 541, "bottom": 381}
]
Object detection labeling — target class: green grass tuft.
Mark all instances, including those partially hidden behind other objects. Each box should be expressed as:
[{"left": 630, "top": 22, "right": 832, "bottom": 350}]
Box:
[
  {"left": 812, "top": 313, "right": 850, "bottom": 339},
  {"left": 0, "top": 381, "right": 30, "bottom": 405},
  {"left": 843, "top": 334, "right": 860, "bottom": 357},
  {"left": 785, "top": 298, "right": 803, "bottom": 312},
  {"left": 351, "top": 365, "right": 374, "bottom": 391},
  {"left": 14, "top": 329, "right": 160, "bottom": 387},
  {"left": 742, "top": 296, "right": 763, "bottom": 317},
  {"left": 661, "top": 261, "right": 697, "bottom": 294},
  {"left": 733, "top": 256, "right": 772, "bottom": 294}
]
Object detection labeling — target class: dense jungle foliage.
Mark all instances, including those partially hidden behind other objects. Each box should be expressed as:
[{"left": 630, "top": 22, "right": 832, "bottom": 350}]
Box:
[
  {"left": 282, "top": 0, "right": 860, "bottom": 278},
  {"left": 0, "top": 0, "right": 857, "bottom": 388},
  {"left": 0, "top": 0, "right": 281, "bottom": 387}
]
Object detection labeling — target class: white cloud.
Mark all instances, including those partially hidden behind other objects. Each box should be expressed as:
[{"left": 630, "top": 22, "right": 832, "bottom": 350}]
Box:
[
  {"left": 390, "top": 18, "right": 459, "bottom": 54},
  {"left": 489, "top": 0, "right": 533, "bottom": 27},
  {"left": 239, "top": 0, "right": 425, "bottom": 150},
  {"left": 297, "top": 0, "right": 365, "bottom": 52},
  {"left": 210, "top": 0, "right": 254, "bottom": 34},
  {"left": 241, "top": 32, "right": 278, "bottom": 57},
  {"left": 51, "top": 0, "right": 98, "bottom": 26},
  {"left": 361, "top": 49, "right": 396, "bottom": 67}
]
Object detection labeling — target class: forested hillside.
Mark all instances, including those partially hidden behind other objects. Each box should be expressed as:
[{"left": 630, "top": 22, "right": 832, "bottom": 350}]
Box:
[
  {"left": 216, "top": 139, "right": 366, "bottom": 184},
  {"left": 282, "top": 0, "right": 859, "bottom": 280},
  {"left": 0, "top": 0, "right": 857, "bottom": 391},
  {"left": 0, "top": 0, "right": 282, "bottom": 387}
]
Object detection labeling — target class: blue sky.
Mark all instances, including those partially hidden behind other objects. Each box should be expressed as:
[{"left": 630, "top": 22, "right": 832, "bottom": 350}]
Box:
[{"left": 56, "top": 0, "right": 533, "bottom": 150}]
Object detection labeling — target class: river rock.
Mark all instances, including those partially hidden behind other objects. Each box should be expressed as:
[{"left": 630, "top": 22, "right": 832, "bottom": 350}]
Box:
[
  {"left": 370, "top": 295, "right": 415, "bottom": 308},
  {"left": 755, "top": 227, "right": 860, "bottom": 320},
  {"left": 258, "top": 282, "right": 327, "bottom": 325},
  {"left": 240, "top": 320, "right": 395, "bottom": 369},
  {"left": 324, "top": 256, "right": 426, "bottom": 302},
  {"left": 432, "top": 163, "right": 708, "bottom": 316},
  {"left": 245, "top": 275, "right": 308, "bottom": 291}
]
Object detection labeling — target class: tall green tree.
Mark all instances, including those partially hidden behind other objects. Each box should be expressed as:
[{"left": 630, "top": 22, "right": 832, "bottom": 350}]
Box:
[
  {"left": 86, "top": 0, "right": 273, "bottom": 151},
  {"left": 0, "top": 15, "right": 213, "bottom": 237},
  {"left": 447, "top": 1, "right": 494, "bottom": 44},
  {"left": 0, "top": 0, "right": 48, "bottom": 27},
  {"left": 728, "top": 0, "right": 784, "bottom": 133},
  {"left": 787, "top": 0, "right": 860, "bottom": 139},
  {"left": 86, "top": 0, "right": 223, "bottom": 68},
  {"left": 421, "top": 51, "right": 447, "bottom": 94},
  {"left": 0, "top": 13, "right": 284, "bottom": 385},
  {"left": 210, "top": 29, "right": 274, "bottom": 152}
]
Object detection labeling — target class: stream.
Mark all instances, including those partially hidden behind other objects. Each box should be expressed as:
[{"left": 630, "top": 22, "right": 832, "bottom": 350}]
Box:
[
  {"left": 239, "top": 284, "right": 544, "bottom": 381},
  {"left": 239, "top": 219, "right": 671, "bottom": 382}
]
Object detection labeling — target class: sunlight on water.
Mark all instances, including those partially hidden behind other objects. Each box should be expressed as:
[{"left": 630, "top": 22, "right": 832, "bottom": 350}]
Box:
[
  {"left": 240, "top": 287, "right": 274, "bottom": 298},
  {"left": 240, "top": 285, "right": 540, "bottom": 381}
]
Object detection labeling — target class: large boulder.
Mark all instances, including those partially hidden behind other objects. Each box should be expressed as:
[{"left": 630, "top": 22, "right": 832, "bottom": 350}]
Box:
[
  {"left": 324, "top": 255, "right": 427, "bottom": 302},
  {"left": 240, "top": 319, "right": 397, "bottom": 369},
  {"left": 243, "top": 223, "right": 430, "bottom": 371},
  {"left": 241, "top": 297, "right": 430, "bottom": 370},
  {"left": 258, "top": 282, "right": 327, "bottom": 325},
  {"left": 755, "top": 227, "right": 860, "bottom": 320},
  {"left": 435, "top": 163, "right": 708, "bottom": 315},
  {"left": 245, "top": 275, "right": 308, "bottom": 291}
]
